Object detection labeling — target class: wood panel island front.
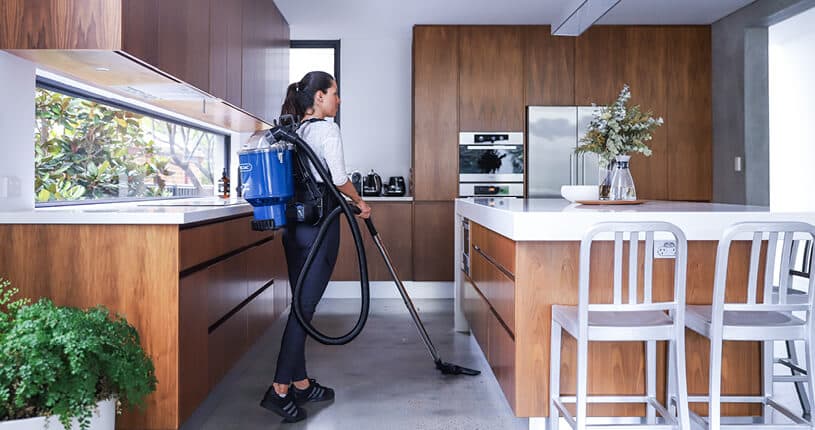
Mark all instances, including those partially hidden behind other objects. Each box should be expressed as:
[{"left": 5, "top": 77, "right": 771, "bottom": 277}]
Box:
[
  {"left": 0, "top": 200, "right": 289, "bottom": 430},
  {"left": 454, "top": 198, "right": 815, "bottom": 428}
]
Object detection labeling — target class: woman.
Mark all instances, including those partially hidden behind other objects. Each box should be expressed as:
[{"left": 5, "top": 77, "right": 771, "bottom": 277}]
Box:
[{"left": 260, "top": 71, "right": 371, "bottom": 423}]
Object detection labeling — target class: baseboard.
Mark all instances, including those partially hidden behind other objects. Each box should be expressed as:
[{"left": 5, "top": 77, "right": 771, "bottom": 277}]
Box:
[{"left": 321, "top": 281, "right": 454, "bottom": 299}]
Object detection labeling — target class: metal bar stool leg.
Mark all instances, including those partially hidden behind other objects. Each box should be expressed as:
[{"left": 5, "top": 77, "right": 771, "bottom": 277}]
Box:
[
  {"left": 674, "top": 321, "right": 690, "bottom": 430},
  {"left": 787, "top": 340, "right": 813, "bottom": 419},
  {"left": 550, "top": 321, "right": 562, "bottom": 430},
  {"left": 646, "top": 340, "right": 657, "bottom": 424},
  {"left": 764, "top": 340, "right": 775, "bottom": 422}
]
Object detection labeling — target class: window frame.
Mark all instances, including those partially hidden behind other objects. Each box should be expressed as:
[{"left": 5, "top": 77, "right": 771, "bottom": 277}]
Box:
[
  {"left": 290, "top": 39, "right": 341, "bottom": 126},
  {"left": 34, "top": 77, "right": 231, "bottom": 208}
]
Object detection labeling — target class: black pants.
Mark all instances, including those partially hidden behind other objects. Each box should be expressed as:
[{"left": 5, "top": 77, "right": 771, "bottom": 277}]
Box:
[{"left": 273, "top": 216, "right": 340, "bottom": 384}]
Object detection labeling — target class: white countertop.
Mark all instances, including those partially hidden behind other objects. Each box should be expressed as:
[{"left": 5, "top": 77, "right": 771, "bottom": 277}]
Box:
[
  {"left": 456, "top": 198, "right": 815, "bottom": 241},
  {"left": 0, "top": 198, "right": 254, "bottom": 225},
  {"left": 0, "top": 196, "right": 414, "bottom": 225}
]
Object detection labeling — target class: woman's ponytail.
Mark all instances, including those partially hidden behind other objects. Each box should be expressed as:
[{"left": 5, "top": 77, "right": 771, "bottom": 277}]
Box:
[
  {"left": 279, "top": 71, "right": 335, "bottom": 119},
  {"left": 281, "top": 82, "right": 299, "bottom": 117}
]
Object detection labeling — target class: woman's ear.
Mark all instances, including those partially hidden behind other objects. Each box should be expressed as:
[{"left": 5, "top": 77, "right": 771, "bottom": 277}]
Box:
[{"left": 315, "top": 90, "right": 326, "bottom": 104}]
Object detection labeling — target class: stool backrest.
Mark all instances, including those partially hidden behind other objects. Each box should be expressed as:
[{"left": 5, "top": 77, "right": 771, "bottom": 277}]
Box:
[
  {"left": 713, "top": 222, "right": 815, "bottom": 319},
  {"left": 578, "top": 222, "right": 688, "bottom": 326}
]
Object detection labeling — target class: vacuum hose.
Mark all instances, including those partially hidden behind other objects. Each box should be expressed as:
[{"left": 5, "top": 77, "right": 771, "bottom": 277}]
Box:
[{"left": 269, "top": 126, "right": 370, "bottom": 346}]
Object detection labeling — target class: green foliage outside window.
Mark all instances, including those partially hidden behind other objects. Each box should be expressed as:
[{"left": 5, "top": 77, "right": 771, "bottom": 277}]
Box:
[
  {"left": 34, "top": 88, "right": 173, "bottom": 202},
  {"left": 34, "top": 87, "right": 223, "bottom": 204},
  {"left": 0, "top": 278, "right": 157, "bottom": 429}
]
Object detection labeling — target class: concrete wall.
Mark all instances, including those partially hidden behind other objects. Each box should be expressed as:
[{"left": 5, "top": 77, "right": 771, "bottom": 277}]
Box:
[
  {"left": 712, "top": 0, "right": 815, "bottom": 205},
  {"left": 0, "top": 52, "right": 36, "bottom": 211}
]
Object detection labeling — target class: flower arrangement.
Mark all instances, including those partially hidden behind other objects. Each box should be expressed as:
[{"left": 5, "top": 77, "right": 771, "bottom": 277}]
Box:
[{"left": 576, "top": 84, "right": 664, "bottom": 165}]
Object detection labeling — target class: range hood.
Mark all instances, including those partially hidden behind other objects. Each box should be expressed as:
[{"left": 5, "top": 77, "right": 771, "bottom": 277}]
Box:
[{"left": 552, "top": 0, "right": 622, "bottom": 36}]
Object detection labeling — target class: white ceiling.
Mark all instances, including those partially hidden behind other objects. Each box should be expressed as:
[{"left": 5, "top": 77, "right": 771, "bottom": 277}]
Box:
[{"left": 275, "top": 0, "right": 757, "bottom": 38}]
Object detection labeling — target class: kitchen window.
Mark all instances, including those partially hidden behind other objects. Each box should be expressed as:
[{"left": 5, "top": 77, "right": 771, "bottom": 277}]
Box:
[
  {"left": 290, "top": 40, "right": 340, "bottom": 125},
  {"left": 33, "top": 79, "right": 229, "bottom": 206}
]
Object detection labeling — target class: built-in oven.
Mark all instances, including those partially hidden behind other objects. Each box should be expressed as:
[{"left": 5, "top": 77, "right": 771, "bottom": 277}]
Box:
[{"left": 458, "top": 132, "right": 524, "bottom": 197}]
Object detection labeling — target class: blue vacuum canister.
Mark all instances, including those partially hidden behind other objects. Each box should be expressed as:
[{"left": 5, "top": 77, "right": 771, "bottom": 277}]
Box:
[{"left": 238, "top": 133, "right": 294, "bottom": 231}]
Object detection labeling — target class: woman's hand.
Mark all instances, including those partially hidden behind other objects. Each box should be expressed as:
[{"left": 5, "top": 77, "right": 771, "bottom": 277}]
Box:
[{"left": 355, "top": 200, "right": 372, "bottom": 219}]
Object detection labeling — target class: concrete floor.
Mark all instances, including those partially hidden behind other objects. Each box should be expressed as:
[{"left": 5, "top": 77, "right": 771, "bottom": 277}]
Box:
[{"left": 181, "top": 298, "right": 528, "bottom": 429}]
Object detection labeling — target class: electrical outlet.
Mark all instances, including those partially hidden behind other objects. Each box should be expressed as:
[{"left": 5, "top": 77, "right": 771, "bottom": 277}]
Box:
[{"left": 654, "top": 240, "right": 677, "bottom": 259}]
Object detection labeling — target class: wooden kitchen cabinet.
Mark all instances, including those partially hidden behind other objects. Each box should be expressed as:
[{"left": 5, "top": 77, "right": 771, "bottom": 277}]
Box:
[
  {"left": 210, "top": 0, "right": 244, "bottom": 106},
  {"left": 411, "top": 25, "right": 713, "bottom": 203},
  {"left": 459, "top": 26, "right": 524, "bottom": 132},
  {"left": 0, "top": 214, "right": 289, "bottom": 430},
  {"left": 576, "top": 26, "right": 670, "bottom": 201},
  {"left": 331, "top": 201, "right": 413, "bottom": 281},
  {"left": 666, "top": 27, "right": 712, "bottom": 202},
  {"left": 574, "top": 26, "right": 712, "bottom": 201},
  {"left": 412, "top": 201, "right": 455, "bottom": 281},
  {"left": 1, "top": 0, "right": 288, "bottom": 130},
  {"left": 524, "top": 26, "right": 575, "bottom": 106},
  {"left": 412, "top": 26, "right": 460, "bottom": 201}
]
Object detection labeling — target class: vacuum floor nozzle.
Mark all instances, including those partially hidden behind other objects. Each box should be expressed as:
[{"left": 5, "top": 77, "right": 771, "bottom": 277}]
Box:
[{"left": 435, "top": 359, "right": 481, "bottom": 376}]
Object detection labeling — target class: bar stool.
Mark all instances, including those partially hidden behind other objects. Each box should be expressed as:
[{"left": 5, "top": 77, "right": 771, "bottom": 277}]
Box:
[
  {"left": 774, "top": 239, "right": 813, "bottom": 420},
  {"left": 549, "top": 222, "right": 691, "bottom": 430},
  {"left": 684, "top": 222, "right": 815, "bottom": 429}
]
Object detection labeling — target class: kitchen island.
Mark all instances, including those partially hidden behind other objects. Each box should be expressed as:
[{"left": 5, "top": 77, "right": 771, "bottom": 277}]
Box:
[
  {"left": 454, "top": 198, "right": 815, "bottom": 429},
  {"left": 0, "top": 198, "right": 284, "bottom": 430}
]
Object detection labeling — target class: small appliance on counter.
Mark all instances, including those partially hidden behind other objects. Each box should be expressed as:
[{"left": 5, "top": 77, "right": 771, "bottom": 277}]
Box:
[
  {"left": 382, "top": 176, "right": 406, "bottom": 196},
  {"left": 362, "top": 169, "right": 383, "bottom": 196},
  {"left": 349, "top": 170, "right": 363, "bottom": 194}
]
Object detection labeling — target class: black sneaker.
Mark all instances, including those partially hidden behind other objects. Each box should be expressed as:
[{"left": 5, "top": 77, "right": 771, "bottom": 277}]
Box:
[
  {"left": 293, "top": 378, "right": 335, "bottom": 404},
  {"left": 260, "top": 386, "right": 307, "bottom": 423}
]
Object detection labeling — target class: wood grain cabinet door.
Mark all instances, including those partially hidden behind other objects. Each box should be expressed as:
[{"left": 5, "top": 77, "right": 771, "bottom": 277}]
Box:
[
  {"left": 331, "top": 202, "right": 413, "bottom": 281},
  {"left": 459, "top": 26, "right": 524, "bottom": 132},
  {"left": 412, "top": 201, "right": 455, "bottom": 281},
  {"left": 524, "top": 26, "right": 575, "bottom": 106},
  {"left": 412, "top": 26, "right": 460, "bottom": 201},
  {"left": 209, "top": 0, "right": 243, "bottom": 106}
]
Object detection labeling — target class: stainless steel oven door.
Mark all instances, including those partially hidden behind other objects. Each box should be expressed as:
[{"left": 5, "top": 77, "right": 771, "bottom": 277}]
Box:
[{"left": 458, "top": 144, "right": 524, "bottom": 182}]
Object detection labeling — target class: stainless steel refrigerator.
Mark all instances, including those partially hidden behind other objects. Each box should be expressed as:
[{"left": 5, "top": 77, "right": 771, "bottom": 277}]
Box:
[{"left": 527, "top": 106, "right": 600, "bottom": 198}]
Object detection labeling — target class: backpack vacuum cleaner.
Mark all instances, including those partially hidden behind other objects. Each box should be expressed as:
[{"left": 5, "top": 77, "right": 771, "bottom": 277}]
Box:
[{"left": 238, "top": 115, "right": 479, "bottom": 376}]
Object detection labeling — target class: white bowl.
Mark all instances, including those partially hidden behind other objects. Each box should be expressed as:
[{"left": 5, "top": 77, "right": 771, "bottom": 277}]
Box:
[{"left": 560, "top": 185, "right": 599, "bottom": 202}]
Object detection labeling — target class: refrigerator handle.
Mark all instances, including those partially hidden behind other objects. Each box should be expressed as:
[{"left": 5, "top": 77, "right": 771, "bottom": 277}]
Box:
[{"left": 581, "top": 154, "right": 586, "bottom": 185}]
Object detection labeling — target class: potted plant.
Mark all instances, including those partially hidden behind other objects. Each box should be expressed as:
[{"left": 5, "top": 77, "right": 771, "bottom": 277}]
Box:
[
  {"left": 0, "top": 278, "right": 157, "bottom": 430},
  {"left": 576, "top": 84, "right": 663, "bottom": 200}
]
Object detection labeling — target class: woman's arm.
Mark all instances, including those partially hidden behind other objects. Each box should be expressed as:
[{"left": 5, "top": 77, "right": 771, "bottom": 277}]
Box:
[{"left": 336, "top": 181, "right": 371, "bottom": 219}]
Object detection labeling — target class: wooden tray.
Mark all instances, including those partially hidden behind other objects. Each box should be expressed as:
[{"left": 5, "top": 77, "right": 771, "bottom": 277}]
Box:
[{"left": 576, "top": 199, "right": 646, "bottom": 205}]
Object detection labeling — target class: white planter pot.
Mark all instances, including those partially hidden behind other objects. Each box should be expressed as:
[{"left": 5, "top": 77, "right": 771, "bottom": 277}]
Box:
[{"left": 0, "top": 399, "right": 115, "bottom": 430}]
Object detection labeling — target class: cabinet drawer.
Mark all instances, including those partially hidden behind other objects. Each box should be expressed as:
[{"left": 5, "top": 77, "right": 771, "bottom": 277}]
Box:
[
  {"left": 208, "top": 303, "right": 249, "bottom": 389},
  {"left": 471, "top": 223, "right": 515, "bottom": 275},
  {"left": 247, "top": 285, "right": 275, "bottom": 345},
  {"left": 471, "top": 249, "right": 515, "bottom": 334},
  {"left": 179, "top": 215, "right": 274, "bottom": 271},
  {"left": 488, "top": 307, "right": 516, "bottom": 410},
  {"left": 463, "top": 273, "right": 489, "bottom": 352}
]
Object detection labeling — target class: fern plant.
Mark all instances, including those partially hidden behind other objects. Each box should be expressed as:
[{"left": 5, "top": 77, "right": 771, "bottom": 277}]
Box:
[{"left": 0, "top": 278, "right": 157, "bottom": 429}]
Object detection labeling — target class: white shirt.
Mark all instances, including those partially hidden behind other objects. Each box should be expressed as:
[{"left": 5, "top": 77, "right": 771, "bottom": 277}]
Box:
[{"left": 296, "top": 120, "right": 349, "bottom": 186}]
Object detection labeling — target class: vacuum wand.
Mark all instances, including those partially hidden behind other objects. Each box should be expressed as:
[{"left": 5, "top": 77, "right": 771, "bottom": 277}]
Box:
[{"left": 353, "top": 207, "right": 480, "bottom": 376}]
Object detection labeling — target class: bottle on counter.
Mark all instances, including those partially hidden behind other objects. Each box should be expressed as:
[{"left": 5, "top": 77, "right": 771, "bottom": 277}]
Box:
[
  {"left": 236, "top": 166, "right": 243, "bottom": 198},
  {"left": 218, "top": 168, "right": 230, "bottom": 199}
]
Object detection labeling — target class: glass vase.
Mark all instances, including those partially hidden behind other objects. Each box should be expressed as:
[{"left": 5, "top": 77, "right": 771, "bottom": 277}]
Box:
[
  {"left": 610, "top": 155, "right": 637, "bottom": 200},
  {"left": 598, "top": 158, "right": 614, "bottom": 200}
]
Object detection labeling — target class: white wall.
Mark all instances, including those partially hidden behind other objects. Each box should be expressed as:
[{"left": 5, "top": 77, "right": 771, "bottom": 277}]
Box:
[
  {"left": 0, "top": 52, "right": 36, "bottom": 211},
  {"left": 768, "top": 6, "right": 815, "bottom": 211},
  {"left": 290, "top": 32, "right": 413, "bottom": 184}
]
